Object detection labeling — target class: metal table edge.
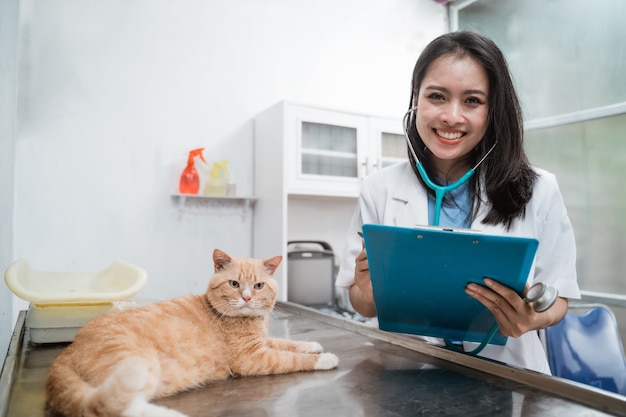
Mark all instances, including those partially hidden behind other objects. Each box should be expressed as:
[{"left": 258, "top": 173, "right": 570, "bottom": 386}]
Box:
[
  {"left": 0, "top": 311, "right": 27, "bottom": 417},
  {"left": 2, "top": 306, "right": 625, "bottom": 416},
  {"left": 275, "top": 301, "right": 626, "bottom": 417}
]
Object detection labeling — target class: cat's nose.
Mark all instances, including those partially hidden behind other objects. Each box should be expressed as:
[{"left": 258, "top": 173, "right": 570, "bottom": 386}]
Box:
[{"left": 242, "top": 295, "right": 251, "bottom": 302}]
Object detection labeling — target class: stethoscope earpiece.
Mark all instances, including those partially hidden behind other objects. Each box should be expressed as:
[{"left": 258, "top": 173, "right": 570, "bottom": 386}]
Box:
[{"left": 525, "top": 282, "right": 558, "bottom": 313}]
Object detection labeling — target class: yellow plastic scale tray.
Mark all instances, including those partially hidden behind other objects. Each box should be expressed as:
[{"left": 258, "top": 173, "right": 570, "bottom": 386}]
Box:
[
  {"left": 5, "top": 259, "right": 147, "bottom": 305},
  {"left": 5, "top": 259, "right": 147, "bottom": 343}
]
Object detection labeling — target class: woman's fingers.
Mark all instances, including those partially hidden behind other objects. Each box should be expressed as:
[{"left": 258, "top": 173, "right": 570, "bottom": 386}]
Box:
[{"left": 466, "top": 279, "right": 535, "bottom": 337}]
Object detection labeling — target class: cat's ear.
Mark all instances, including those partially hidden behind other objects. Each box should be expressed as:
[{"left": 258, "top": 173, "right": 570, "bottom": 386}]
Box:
[
  {"left": 263, "top": 255, "right": 282, "bottom": 275},
  {"left": 213, "top": 249, "right": 232, "bottom": 272}
]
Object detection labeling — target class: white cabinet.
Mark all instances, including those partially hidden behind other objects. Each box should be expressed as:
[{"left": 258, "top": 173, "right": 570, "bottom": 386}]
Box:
[
  {"left": 256, "top": 101, "right": 405, "bottom": 199},
  {"left": 253, "top": 101, "right": 404, "bottom": 302},
  {"left": 289, "top": 106, "right": 367, "bottom": 197}
]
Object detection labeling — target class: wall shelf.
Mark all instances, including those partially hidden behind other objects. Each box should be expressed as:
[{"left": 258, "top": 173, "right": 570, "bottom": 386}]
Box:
[{"left": 171, "top": 194, "right": 256, "bottom": 220}]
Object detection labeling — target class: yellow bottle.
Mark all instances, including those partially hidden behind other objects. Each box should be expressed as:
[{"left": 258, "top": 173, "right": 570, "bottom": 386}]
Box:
[{"left": 203, "top": 160, "right": 229, "bottom": 196}]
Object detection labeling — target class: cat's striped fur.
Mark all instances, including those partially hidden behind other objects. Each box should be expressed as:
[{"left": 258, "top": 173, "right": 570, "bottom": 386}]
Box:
[{"left": 45, "top": 249, "right": 338, "bottom": 417}]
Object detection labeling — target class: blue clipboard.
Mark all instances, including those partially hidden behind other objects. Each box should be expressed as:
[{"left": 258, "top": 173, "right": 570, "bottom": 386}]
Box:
[{"left": 362, "top": 224, "right": 539, "bottom": 345}]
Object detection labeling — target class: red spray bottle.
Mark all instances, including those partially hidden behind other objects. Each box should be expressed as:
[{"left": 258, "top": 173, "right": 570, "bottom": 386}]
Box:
[{"left": 179, "top": 148, "right": 206, "bottom": 194}]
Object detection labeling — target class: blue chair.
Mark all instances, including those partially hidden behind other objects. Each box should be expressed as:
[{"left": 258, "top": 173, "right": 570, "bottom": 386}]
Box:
[{"left": 545, "top": 304, "right": 626, "bottom": 395}]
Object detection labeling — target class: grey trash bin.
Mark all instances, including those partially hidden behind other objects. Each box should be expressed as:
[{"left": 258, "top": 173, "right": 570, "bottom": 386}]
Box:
[{"left": 287, "top": 241, "right": 336, "bottom": 307}]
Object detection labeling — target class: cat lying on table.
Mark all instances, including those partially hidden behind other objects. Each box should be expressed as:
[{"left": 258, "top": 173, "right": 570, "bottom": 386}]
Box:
[{"left": 45, "top": 249, "right": 339, "bottom": 417}]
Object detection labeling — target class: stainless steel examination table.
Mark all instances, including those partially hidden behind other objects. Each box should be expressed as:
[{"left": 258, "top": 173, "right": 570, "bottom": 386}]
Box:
[{"left": 1, "top": 302, "right": 625, "bottom": 417}]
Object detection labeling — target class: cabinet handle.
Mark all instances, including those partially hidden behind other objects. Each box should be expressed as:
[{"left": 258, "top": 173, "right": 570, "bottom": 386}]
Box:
[{"left": 360, "top": 157, "right": 368, "bottom": 177}]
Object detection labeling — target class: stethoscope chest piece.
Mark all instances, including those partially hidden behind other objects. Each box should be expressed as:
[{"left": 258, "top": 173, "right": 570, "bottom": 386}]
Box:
[{"left": 525, "top": 282, "right": 558, "bottom": 313}]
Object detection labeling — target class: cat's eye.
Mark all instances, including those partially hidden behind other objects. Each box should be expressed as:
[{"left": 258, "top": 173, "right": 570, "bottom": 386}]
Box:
[
  {"left": 254, "top": 282, "right": 264, "bottom": 290},
  {"left": 229, "top": 280, "right": 240, "bottom": 288}
]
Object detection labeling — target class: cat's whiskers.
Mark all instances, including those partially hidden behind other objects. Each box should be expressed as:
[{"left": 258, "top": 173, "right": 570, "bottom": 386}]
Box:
[{"left": 269, "top": 303, "right": 288, "bottom": 319}]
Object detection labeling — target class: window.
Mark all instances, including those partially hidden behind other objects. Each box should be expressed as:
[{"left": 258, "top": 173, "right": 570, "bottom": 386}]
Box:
[{"left": 452, "top": 0, "right": 626, "bottom": 296}]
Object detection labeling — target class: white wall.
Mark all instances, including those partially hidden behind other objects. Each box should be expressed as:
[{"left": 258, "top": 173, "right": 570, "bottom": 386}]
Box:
[
  {"left": 2, "top": 0, "right": 446, "bottom": 353},
  {"left": 0, "top": 0, "right": 19, "bottom": 360}
]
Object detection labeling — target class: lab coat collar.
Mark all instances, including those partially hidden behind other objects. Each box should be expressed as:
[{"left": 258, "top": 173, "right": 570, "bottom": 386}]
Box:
[
  {"left": 391, "top": 164, "right": 494, "bottom": 231},
  {"left": 392, "top": 164, "right": 429, "bottom": 227}
]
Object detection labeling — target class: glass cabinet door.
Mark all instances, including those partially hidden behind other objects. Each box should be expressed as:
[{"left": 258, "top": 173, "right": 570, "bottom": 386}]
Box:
[
  {"left": 369, "top": 117, "right": 406, "bottom": 172},
  {"left": 300, "top": 121, "right": 358, "bottom": 178},
  {"left": 380, "top": 131, "right": 406, "bottom": 168},
  {"left": 287, "top": 105, "right": 369, "bottom": 197}
]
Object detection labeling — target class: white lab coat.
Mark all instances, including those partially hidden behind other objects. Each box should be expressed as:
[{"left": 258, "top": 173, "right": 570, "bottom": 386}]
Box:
[{"left": 336, "top": 161, "right": 581, "bottom": 374}]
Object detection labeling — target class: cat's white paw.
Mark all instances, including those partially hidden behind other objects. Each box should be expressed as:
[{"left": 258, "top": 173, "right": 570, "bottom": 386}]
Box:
[
  {"left": 122, "top": 398, "right": 189, "bottom": 417},
  {"left": 302, "top": 341, "right": 323, "bottom": 354},
  {"left": 314, "top": 352, "right": 339, "bottom": 370}
]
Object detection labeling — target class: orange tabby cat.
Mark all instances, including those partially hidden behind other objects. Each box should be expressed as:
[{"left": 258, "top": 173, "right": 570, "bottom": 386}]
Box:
[{"left": 45, "top": 249, "right": 339, "bottom": 417}]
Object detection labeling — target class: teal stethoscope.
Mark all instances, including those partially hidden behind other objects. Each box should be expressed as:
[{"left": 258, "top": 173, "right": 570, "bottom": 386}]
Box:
[
  {"left": 402, "top": 106, "right": 497, "bottom": 226},
  {"left": 402, "top": 106, "right": 558, "bottom": 354}
]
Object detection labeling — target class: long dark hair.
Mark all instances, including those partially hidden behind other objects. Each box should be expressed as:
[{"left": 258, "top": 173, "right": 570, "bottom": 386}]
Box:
[{"left": 405, "top": 30, "right": 536, "bottom": 229}]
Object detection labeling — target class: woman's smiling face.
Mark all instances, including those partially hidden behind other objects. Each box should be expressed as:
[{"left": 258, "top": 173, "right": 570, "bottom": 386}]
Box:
[{"left": 415, "top": 54, "right": 489, "bottom": 178}]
